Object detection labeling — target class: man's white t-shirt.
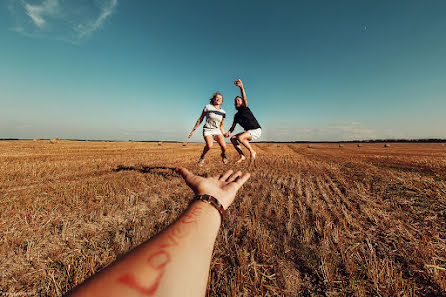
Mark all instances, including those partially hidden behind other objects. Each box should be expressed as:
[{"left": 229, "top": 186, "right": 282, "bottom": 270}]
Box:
[{"left": 203, "top": 104, "right": 226, "bottom": 130}]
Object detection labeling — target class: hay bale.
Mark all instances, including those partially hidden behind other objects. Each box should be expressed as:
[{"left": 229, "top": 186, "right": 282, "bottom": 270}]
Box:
[
  {"left": 182, "top": 142, "right": 187, "bottom": 146},
  {"left": 33, "top": 139, "right": 40, "bottom": 142},
  {"left": 277, "top": 144, "right": 281, "bottom": 147},
  {"left": 307, "top": 144, "right": 312, "bottom": 148},
  {"left": 339, "top": 144, "right": 344, "bottom": 148},
  {"left": 384, "top": 143, "right": 391, "bottom": 148},
  {"left": 441, "top": 143, "right": 445, "bottom": 147},
  {"left": 49, "top": 138, "right": 60, "bottom": 144},
  {"left": 158, "top": 142, "right": 163, "bottom": 146},
  {"left": 357, "top": 143, "right": 361, "bottom": 147}
]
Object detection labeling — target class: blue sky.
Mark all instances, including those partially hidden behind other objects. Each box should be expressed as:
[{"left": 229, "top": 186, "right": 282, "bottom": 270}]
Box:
[{"left": 1, "top": 0, "right": 445, "bottom": 141}]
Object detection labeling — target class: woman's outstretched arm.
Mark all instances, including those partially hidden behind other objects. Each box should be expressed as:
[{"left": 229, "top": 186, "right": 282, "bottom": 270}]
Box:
[
  {"left": 66, "top": 167, "right": 250, "bottom": 297},
  {"left": 189, "top": 110, "right": 206, "bottom": 138},
  {"left": 219, "top": 118, "right": 226, "bottom": 135}
]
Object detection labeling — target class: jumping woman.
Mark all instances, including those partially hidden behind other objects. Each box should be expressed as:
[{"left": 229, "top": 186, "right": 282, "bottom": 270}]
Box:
[
  {"left": 189, "top": 92, "right": 228, "bottom": 167},
  {"left": 224, "top": 79, "right": 261, "bottom": 164}
]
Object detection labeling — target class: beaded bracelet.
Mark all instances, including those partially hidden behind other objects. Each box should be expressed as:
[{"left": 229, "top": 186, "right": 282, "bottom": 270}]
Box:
[{"left": 193, "top": 194, "right": 226, "bottom": 219}]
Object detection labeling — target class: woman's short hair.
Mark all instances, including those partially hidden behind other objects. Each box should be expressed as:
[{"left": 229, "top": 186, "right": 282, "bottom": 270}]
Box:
[{"left": 210, "top": 92, "right": 223, "bottom": 104}]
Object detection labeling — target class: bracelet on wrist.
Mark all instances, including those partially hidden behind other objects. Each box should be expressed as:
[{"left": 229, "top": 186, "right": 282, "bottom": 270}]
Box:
[{"left": 192, "top": 194, "right": 226, "bottom": 219}]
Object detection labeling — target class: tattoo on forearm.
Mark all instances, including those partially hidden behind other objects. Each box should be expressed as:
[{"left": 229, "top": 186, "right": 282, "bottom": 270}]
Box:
[{"left": 118, "top": 205, "right": 203, "bottom": 295}]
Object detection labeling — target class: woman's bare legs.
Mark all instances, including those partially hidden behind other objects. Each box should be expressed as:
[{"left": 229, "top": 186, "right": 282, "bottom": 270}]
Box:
[
  {"left": 214, "top": 135, "right": 228, "bottom": 164},
  {"left": 199, "top": 136, "right": 214, "bottom": 166}
]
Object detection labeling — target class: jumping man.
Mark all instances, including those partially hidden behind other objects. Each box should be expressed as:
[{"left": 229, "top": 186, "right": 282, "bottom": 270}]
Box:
[{"left": 224, "top": 79, "right": 261, "bottom": 164}]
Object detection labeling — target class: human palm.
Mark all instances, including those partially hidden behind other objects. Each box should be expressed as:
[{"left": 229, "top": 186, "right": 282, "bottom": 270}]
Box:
[{"left": 176, "top": 168, "right": 250, "bottom": 209}]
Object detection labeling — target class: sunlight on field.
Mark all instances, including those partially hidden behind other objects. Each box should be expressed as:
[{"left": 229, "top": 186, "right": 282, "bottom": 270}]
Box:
[{"left": 1, "top": 141, "right": 445, "bottom": 296}]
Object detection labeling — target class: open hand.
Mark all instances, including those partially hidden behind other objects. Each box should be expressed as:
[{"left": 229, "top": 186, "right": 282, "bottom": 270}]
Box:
[{"left": 176, "top": 168, "right": 250, "bottom": 209}]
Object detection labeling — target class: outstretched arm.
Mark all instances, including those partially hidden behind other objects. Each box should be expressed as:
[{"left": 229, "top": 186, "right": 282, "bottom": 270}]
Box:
[
  {"left": 219, "top": 118, "right": 226, "bottom": 135},
  {"left": 189, "top": 110, "right": 206, "bottom": 138},
  {"left": 224, "top": 121, "right": 237, "bottom": 138},
  {"left": 234, "top": 79, "right": 248, "bottom": 107},
  {"left": 67, "top": 168, "right": 250, "bottom": 297}
]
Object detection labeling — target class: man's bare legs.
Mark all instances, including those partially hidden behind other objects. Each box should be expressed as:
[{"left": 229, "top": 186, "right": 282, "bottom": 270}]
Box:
[
  {"left": 230, "top": 135, "right": 245, "bottom": 163},
  {"left": 214, "top": 135, "right": 228, "bottom": 164},
  {"left": 230, "top": 131, "right": 256, "bottom": 163}
]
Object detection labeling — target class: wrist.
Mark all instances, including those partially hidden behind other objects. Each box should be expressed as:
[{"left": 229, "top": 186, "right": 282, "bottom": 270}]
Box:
[
  {"left": 189, "top": 199, "right": 222, "bottom": 226},
  {"left": 192, "top": 194, "right": 226, "bottom": 218}
]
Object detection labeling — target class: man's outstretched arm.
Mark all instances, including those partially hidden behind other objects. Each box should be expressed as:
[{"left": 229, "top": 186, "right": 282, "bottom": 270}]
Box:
[
  {"left": 235, "top": 79, "right": 248, "bottom": 107},
  {"left": 66, "top": 168, "right": 250, "bottom": 297},
  {"left": 224, "top": 121, "right": 237, "bottom": 137}
]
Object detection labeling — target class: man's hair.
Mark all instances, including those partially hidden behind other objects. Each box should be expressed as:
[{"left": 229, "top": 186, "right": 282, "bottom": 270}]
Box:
[{"left": 210, "top": 92, "right": 223, "bottom": 104}]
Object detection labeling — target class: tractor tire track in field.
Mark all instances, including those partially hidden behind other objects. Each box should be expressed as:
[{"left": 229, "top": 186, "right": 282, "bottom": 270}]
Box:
[
  {"left": 254, "top": 144, "right": 446, "bottom": 295},
  {"left": 1, "top": 169, "right": 120, "bottom": 194},
  {"left": 1, "top": 164, "right": 182, "bottom": 195}
]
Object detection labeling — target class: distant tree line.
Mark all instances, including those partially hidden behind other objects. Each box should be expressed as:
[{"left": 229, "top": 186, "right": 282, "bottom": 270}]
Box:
[
  {"left": 2, "top": 138, "right": 446, "bottom": 143},
  {"left": 259, "top": 138, "right": 446, "bottom": 143}
]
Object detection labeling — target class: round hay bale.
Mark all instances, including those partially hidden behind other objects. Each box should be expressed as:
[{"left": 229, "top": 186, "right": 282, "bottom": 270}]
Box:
[
  {"left": 441, "top": 143, "right": 445, "bottom": 147},
  {"left": 158, "top": 142, "right": 163, "bottom": 146},
  {"left": 33, "top": 139, "right": 40, "bottom": 142},
  {"left": 357, "top": 143, "right": 361, "bottom": 147},
  {"left": 49, "top": 138, "right": 60, "bottom": 144},
  {"left": 277, "top": 144, "right": 280, "bottom": 147},
  {"left": 339, "top": 144, "right": 344, "bottom": 148},
  {"left": 307, "top": 144, "right": 312, "bottom": 148},
  {"left": 384, "top": 143, "right": 391, "bottom": 148},
  {"left": 182, "top": 142, "right": 187, "bottom": 146}
]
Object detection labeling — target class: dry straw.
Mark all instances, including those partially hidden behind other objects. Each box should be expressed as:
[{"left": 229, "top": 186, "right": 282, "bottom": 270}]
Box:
[{"left": 1, "top": 141, "right": 445, "bottom": 296}]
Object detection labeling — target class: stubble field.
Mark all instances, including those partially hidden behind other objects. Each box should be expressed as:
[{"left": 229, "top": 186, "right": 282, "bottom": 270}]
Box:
[{"left": 1, "top": 140, "right": 445, "bottom": 296}]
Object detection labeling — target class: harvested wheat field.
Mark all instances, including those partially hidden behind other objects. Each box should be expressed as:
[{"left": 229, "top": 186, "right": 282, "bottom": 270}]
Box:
[{"left": 1, "top": 140, "right": 445, "bottom": 296}]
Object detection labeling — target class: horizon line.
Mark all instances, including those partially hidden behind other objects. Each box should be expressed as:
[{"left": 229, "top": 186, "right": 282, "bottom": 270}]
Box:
[{"left": 2, "top": 138, "right": 446, "bottom": 143}]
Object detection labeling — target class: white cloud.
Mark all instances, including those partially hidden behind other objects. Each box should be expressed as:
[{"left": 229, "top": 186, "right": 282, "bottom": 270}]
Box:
[
  {"left": 25, "top": 6, "right": 45, "bottom": 27},
  {"left": 76, "top": 0, "right": 118, "bottom": 39},
  {"left": 8, "top": 0, "right": 118, "bottom": 43},
  {"left": 24, "top": 0, "right": 60, "bottom": 28}
]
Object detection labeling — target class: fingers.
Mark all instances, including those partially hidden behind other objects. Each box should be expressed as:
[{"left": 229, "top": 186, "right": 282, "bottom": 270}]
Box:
[
  {"left": 233, "top": 172, "right": 250, "bottom": 186},
  {"left": 218, "top": 170, "right": 250, "bottom": 185},
  {"left": 176, "top": 167, "right": 193, "bottom": 182},
  {"left": 227, "top": 171, "right": 242, "bottom": 183},
  {"left": 219, "top": 170, "right": 233, "bottom": 181}
]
